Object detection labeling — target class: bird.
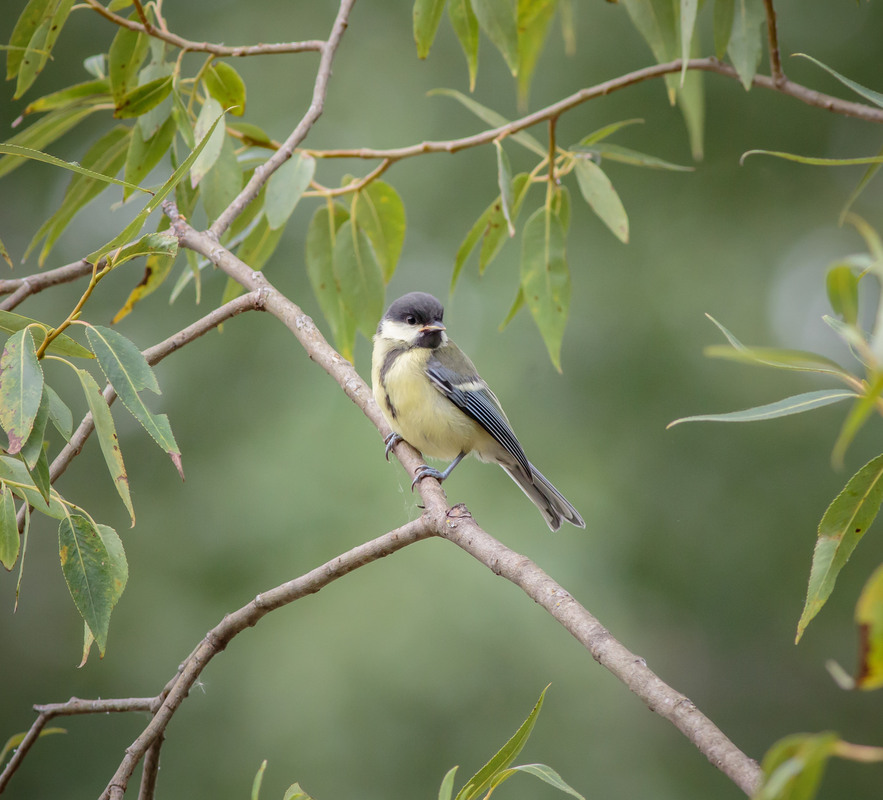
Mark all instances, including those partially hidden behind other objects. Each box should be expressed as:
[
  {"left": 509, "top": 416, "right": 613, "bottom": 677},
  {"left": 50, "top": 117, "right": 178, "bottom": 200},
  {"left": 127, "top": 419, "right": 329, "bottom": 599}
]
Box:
[{"left": 371, "top": 291, "right": 585, "bottom": 531}]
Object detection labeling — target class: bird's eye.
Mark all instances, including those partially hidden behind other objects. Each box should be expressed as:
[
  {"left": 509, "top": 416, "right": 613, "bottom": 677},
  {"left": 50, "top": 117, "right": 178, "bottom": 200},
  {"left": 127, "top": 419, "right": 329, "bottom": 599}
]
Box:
[{"left": 405, "top": 315, "right": 417, "bottom": 325}]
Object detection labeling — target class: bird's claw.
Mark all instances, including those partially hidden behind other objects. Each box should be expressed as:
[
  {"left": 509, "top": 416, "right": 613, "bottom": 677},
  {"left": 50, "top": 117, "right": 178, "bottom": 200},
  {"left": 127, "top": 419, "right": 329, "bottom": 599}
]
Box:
[
  {"left": 383, "top": 432, "right": 403, "bottom": 461},
  {"left": 410, "top": 465, "right": 445, "bottom": 491}
]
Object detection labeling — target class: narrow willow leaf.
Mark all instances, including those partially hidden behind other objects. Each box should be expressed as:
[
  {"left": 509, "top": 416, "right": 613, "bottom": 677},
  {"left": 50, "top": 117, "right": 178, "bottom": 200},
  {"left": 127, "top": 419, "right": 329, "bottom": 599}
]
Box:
[
  {"left": 24, "top": 126, "right": 132, "bottom": 266},
  {"left": 251, "top": 760, "right": 268, "bottom": 800},
  {"left": 136, "top": 61, "right": 175, "bottom": 139},
  {"left": 15, "top": 18, "right": 51, "bottom": 100},
  {"left": 677, "top": 49, "right": 705, "bottom": 161},
  {"left": 560, "top": 0, "right": 576, "bottom": 55},
  {"left": 516, "top": 0, "right": 556, "bottom": 108},
  {"left": 265, "top": 153, "right": 315, "bottom": 230},
  {"left": 414, "top": 0, "right": 447, "bottom": 59},
  {"left": 573, "top": 142, "right": 693, "bottom": 171},
  {"left": 0, "top": 236, "right": 11, "bottom": 269},
  {"left": 742, "top": 150, "right": 883, "bottom": 168},
  {"left": 454, "top": 686, "right": 548, "bottom": 800},
  {"left": 796, "top": 454, "right": 883, "bottom": 642},
  {"left": 58, "top": 514, "right": 123, "bottom": 656},
  {"left": 472, "top": 0, "right": 519, "bottom": 74},
  {"left": 282, "top": 784, "right": 314, "bottom": 800},
  {"left": 841, "top": 150, "right": 883, "bottom": 224},
  {"left": 24, "top": 442, "right": 51, "bottom": 505},
  {"left": 430, "top": 89, "right": 546, "bottom": 156},
  {"left": 237, "top": 215, "right": 284, "bottom": 270},
  {"left": 855, "top": 563, "right": 883, "bottom": 690},
  {"left": 87, "top": 109, "right": 225, "bottom": 266},
  {"left": 0, "top": 727, "right": 65, "bottom": 765},
  {"left": 19, "top": 385, "right": 50, "bottom": 470},
  {"left": 113, "top": 75, "right": 173, "bottom": 119},
  {"left": 203, "top": 61, "right": 246, "bottom": 116},
  {"left": 21, "top": 79, "right": 110, "bottom": 116},
  {"left": 438, "top": 766, "right": 459, "bottom": 800},
  {"left": 500, "top": 286, "right": 525, "bottom": 330},
  {"left": 448, "top": 0, "right": 479, "bottom": 90},
  {"left": 0, "top": 482, "right": 20, "bottom": 570},
  {"left": 112, "top": 248, "right": 177, "bottom": 324},
  {"left": 123, "top": 113, "right": 176, "bottom": 199},
  {"left": 794, "top": 53, "right": 883, "bottom": 110},
  {"left": 756, "top": 733, "right": 839, "bottom": 800},
  {"left": 227, "top": 120, "right": 273, "bottom": 148},
  {"left": 45, "top": 384, "right": 73, "bottom": 440},
  {"left": 0, "top": 455, "right": 65, "bottom": 518},
  {"left": 831, "top": 376, "right": 883, "bottom": 468},
  {"left": 680, "top": 0, "right": 699, "bottom": 85},
  {"left": 713, "top": 0, "right": 735, "bottom": 59},
  {"left": 0, "top": 310, "right": 93, "bottom": 359},
  {"left": 494, "top": 140, "right": 516, "bottom": 237},
  {"left": 353, "top": 180, "right": 406, "bottom": 282},
  {"left": 727, "top": 0, "right": 764, "bottom": 90},
  {"left": 200, "top": 128, "right": 242, "bottom": 223},
  {"left": 0, "top": 329, "right": 44, "bottom": 454},
  {"left": 489, "top": 764, "right": 585, "bottom": 800},
  {"left": 0, "top": 106, "right": 105, "bottom": 181},
  {"left": 7, "top": 0, "right": 53, "bottom": 81},
  {"left": 305, "top": 203, "right": 356, "bottom": 359},
  {"left": 333, "top": 220, "right": 385, "bottom": 341},
  {"left": 622, "top": 0, "right": 678, "bottom": 76},
  {"left": 520, "top": 206, "right": 570, "bottom": 371},
  {"left": 668, "top": 389, "right": 857, "bottom": 428},
  {"left": 74, "top": 367, "right": 135, "bottom": 525},
  {"left": 108, "top": 20, "right": 149, "bottom": 105},
  {"left": 107, "top": 231, "right": 178, "bottom": 270},
  {"left": 577, "top": 118, "right": 644, "bottom": 146},
  {"left": 704, "top": 314, "right": 849, "bottom": 377},
  {"left": 84, "top": 325, "right": 182, "bottom": 467},
  {"left": 826, "top": 264, "right": 860, "bottom": 325},
  {"left": 574, "top": 158, "right": 629, "bottom": 243},
  {"left": 190, "top": 96, "right": 225, "bottom": 188}
]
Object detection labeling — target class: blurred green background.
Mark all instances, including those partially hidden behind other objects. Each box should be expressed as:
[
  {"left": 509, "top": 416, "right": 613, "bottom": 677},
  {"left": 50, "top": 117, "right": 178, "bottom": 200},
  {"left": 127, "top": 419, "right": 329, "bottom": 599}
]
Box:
[{"left": 3, "top": 2, "right": 883, "bottom": 798}]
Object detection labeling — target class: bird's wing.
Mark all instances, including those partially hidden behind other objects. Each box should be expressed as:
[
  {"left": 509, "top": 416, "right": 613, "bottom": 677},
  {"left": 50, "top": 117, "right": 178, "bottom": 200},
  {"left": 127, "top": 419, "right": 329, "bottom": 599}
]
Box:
[{"left": 426, "top": 351, "right": 531, "bottom": 476}]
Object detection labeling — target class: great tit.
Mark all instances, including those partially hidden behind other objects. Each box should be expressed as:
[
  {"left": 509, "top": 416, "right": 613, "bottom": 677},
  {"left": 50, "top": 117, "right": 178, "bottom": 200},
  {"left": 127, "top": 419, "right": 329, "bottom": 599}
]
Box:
[{"left": 371, "top": 291, "right": 585, "bottom": 531}]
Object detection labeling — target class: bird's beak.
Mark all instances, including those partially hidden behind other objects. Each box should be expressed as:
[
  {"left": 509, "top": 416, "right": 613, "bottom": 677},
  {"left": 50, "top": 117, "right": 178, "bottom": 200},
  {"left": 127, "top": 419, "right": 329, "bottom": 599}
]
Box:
[{"left": 420, "top": 323, "right": 446, "bottom": 333}]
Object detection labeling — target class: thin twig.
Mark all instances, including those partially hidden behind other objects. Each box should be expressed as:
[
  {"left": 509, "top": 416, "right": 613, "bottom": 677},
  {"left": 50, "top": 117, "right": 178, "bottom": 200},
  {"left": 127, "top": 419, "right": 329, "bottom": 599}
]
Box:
[
  {"left": 209, "top": 0, "right": 358, "bottom": 238},
  {"left": 82, "top": 0, "right": 324, "bottom": 57},
  {"left": 0, "top": 259, "right": 96, "bottom": 310},
  {"left": 763, "top": 0, "right": 785, "bottom": 86}
]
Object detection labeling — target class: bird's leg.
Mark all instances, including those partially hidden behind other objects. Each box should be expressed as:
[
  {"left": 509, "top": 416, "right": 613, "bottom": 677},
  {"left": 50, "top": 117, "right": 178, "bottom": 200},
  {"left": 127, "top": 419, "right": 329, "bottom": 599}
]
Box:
[
  {"left": 383, "top": 432, "right": 403, "bottom": 461},
  {"left": 410, "top": 452, "right": 467, "bottom": 491}
]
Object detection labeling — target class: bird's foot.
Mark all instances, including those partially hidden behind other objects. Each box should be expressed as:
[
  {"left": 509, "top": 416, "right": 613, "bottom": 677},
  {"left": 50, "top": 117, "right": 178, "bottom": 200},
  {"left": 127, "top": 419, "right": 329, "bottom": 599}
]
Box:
[
  {"left": 383, "top": 432, "right": 403, "bottom": 461},
  {"left": 410, "top": 465, "right": 445, "bottom": 491}
]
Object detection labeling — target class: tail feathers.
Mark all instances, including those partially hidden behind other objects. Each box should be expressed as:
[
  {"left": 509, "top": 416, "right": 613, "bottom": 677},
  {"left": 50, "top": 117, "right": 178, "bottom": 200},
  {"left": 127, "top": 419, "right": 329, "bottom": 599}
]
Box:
[{"left": 502, "top": 461, "right": 585, "bottom": 531}]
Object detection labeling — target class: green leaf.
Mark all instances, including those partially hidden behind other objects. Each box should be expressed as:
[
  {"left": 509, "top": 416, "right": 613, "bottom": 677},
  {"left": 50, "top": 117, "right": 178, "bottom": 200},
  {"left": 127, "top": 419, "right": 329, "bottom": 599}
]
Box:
[
  {"left": 622, "top": 0, "right": 678, "bottom": 77},
  {"left": 74, "top": 367, "right": 135, "bottom": 525},
  {"left": 251, "top": 759, "right": 267, "bottom": 800},
  {"left": 454, "top": 686, "right": 548, "bottom": 800},
  {"left": 24, "top": 440, "right": 51, "bottom": 505},
  {"left": 0, "top": 236, "right": 12, "bottom": 269},
  {"left": 108, "top": 19, "right": 149, "bottom": 105},
  {"left": 516, "top": 0, "right": 557, "bottom": 108},
  {"left": 668, "top": 389, "right": 857, "bottom": 428},
  {"left": 0, "top": 309, "right": 93, "bottom": 359},
  {"left": 796, "top": 454, "right": 883, "bottom": 642},
  {"left": 577, "top": 118, "right": 645, "bottom": 146},
  {"left": 14, "top": 0, "right": 75, "bottom": 99},
  {"left": 0, "top": 105, "right": 102, "bottom": 180},
  {"left": 573, "top": 142, "right": 693, "bottom": 171},
  {"left": 495, "top": 140, "right": 516, "bottom": 237},
  {"left": 831, "top": 374, "right": 883, "bottom": 469},
  {"left": 0, "top": 455, "right": 65, "bottom": 518},
  {"left": 265, "top": 153, "right": 316, "bottom": 230},
  {"left": 107, "top": 230, "right": 178, "bottom": 270},
  {"left": 414, "top": 0, "right": 447, "bottom": 59},
  {"left": 227, "top": 120, "right": 273, "bottom": 148},
  {"left": 677, "top": 50, "right": 705, "bottom": 161},
  {"left": 282, "top": 783, "right": 314, "bottom": 800},
  {"left": 58, "top": 514, "right": 127, "bottom": 656},
  {"left": 489, "top": 764, "right": 585, "bottom": 800},
  {"left": 448, "top": 0, "right": 479, "bottom": 90},
  {"left": 520, "top": 205, "right": 570, "bottom": 371},
  {"left": 7, "top": 0, "right": 53, "bottom": 81},
  {"left": 438, "top": 766, "right": 459, "bottom": 800},
  {"left": 199, "top": 127, "right": 242, "bottom": 223},
  {"left": 203, "top": 61, "right": 246, "bottom": 116},
  {"left": 0, "top": 328, "right": 44, "bottom": 454},
  {"left": 727, "top": 0, "right": 765, "bottom": 90},
  {"left": 472, "top": 0, "right": 519, "bottom": 74},
  {"left": 137, "top": 61, "right": 175, "bottom": 138},
  {"left": 237, "top": 215, "right": 284, "bottom": 270},
  {"left": 794, "top": 53, "right": 883, "bottom": 110},
  {"left": 23, "top": 126, "right": 132, "bottom": 266},
  {"left": 45, "top": 383, "right": 73, "bottom": 440},
  {"left": 84, "top": 325, "right": 182, "bottom": 473},
  {"left": 713, "top": 0, "right": 735, "bottom": 59},
  {"left": 742, "top": 150, "right": 883, "bottom": 168},
  {"left": 353, "top": 180, "right": 406, "bottom": 282},
  {"left": 756, "top": 732, "right": 839, "bottom": 800},
  {"left": 0, "top": 482, "right": 20, "bottom": 570},
  {"left": 0, "top": 727, "right": 66, "bottom": 765},
  {"left": 826, "top": 264, "right": 860, "bottom": 325},
  {"left": 19, "top": 385, "right": 50, "bottom": 470},
  {"left": 189, "top": 96, "right": 226, "bottom": 188},
  {"left": 500, "top": 285, "right": 525, "bottom": 329},
  {"left": 305, "top": 203, "right": 356, "bottom": 360},
  {"left": 123, "top": 113, "right": 177, "bottom": 199},
  {"left": 114, "top": 74, "right": 173, "bottom": 119},
  {"left": 679, "top": 0, "right": 699, "bottom": 85},
  {"left": 574, "top": 158, "right": 629, "bottom": 243},
  {"left": 333, "top": 220, "right": 385, "bottom": 341},
  {"left": 112, "top": 227, "right": 179, "bottom": 324},
  {"left": 430, "top": 89, "right": 546, "bottom": 156},
  {"left": 855, "top": 563, "right": 883, "bottom": 690},
  {"left": 20, "top": 79, "right": 110, "bottom": 116}
]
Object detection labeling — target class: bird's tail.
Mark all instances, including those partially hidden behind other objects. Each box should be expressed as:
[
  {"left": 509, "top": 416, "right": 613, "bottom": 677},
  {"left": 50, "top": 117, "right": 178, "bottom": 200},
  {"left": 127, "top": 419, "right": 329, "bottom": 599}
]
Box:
[{"left": 502, "top": 462, "right": 585, "bottom": 531}]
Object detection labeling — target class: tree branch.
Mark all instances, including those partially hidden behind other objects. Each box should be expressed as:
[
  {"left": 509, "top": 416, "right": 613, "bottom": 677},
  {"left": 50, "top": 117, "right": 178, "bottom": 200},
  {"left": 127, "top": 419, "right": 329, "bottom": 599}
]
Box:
[
  {"left": 82, "top": 0, "right": 324, "bottom": 57},
  {"left": 763, "top": 0, "right": 785, "bottom": 86},
  {"left": 0, "top": 258, "right": 96, "bottom": 311}
]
